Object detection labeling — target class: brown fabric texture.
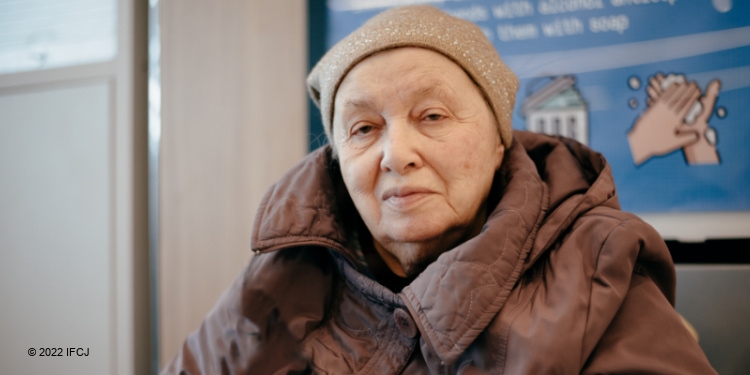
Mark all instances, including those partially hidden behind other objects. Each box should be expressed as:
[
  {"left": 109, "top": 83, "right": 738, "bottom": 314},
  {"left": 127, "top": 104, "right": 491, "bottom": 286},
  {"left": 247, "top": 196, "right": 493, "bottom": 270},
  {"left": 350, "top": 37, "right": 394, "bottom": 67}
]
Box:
[
  {"left": 307, "top": 5, "right": 518, "bottom": 149},
  {"left": 162, "top": 131, "right": 716, "bottom": 374}
]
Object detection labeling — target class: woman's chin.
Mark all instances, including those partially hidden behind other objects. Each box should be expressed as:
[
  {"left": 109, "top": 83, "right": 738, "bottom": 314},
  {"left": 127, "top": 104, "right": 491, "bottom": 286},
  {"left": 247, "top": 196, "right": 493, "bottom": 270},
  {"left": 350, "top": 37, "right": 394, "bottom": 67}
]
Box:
[
  {"left": 374, "top": 229, "right": 452, "bottom": 274},
  {"left": 377, "top": 214, "right": 452, "bottom": 242},
  {"left": 380, "top": 225, "right": 445, "bottom": 246},
  {"left": 392, "top": 247, "right": 444, "bottom": 276}
]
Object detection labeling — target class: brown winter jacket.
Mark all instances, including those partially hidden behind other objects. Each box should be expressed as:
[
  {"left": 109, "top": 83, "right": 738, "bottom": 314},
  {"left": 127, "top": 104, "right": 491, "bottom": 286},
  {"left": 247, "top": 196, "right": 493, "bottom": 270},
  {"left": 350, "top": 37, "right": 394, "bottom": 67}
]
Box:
[{"left": 162, "top": 131, "right": 716, "bottom": 374}]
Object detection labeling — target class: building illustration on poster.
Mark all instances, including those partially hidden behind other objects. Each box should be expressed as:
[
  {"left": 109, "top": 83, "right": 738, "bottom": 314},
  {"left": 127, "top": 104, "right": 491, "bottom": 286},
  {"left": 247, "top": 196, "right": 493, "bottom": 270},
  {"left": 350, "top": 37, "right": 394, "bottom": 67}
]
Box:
[
  {"left": 521, "top": 75, "right": 589, "bottom": 145},
  {"left": 324, "top": 0, "right": 750, "bottom": 217}
]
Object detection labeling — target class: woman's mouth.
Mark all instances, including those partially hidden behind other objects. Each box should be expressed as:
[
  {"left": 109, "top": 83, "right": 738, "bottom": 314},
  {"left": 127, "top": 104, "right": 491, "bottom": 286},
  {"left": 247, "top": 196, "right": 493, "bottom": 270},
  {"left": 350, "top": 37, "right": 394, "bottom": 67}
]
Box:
[{"left": 382, "top": 186, "right": 434, "bottom": 209}]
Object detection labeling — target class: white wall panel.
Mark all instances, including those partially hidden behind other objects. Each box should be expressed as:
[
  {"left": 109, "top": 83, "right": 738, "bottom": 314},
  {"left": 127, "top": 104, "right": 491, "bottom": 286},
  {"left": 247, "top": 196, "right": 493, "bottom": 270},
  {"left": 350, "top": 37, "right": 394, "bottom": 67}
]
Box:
[{"left": 0, "top": 82, "right": 111, "bottom": 374}]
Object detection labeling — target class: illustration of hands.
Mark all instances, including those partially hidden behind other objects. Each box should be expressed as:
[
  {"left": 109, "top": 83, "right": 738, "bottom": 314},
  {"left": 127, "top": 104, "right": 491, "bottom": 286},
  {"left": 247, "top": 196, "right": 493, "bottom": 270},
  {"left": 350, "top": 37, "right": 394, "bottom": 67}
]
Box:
[
  {"left": 628, "top": 78, "right": 700, "bottom": 165},
  {"left": 684, "top": 80, "right": 721, "bottom": 164},
  {"left": 628, "top": 73, "right": 721, "bottom": 165}
]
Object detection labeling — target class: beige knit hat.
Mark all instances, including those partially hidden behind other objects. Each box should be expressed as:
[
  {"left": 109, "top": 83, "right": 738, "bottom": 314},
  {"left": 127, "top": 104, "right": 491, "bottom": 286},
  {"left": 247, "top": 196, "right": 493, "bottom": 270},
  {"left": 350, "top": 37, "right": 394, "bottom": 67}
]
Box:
[{"left": 307, "top": 5, "right": 518, "bottom": 150}]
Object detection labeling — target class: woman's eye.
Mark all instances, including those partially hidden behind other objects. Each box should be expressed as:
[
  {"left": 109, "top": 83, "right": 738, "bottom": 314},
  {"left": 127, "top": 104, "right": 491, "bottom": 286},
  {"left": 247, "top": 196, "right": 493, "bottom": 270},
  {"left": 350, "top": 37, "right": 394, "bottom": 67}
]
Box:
[
  {"left": 424, "top": 113, "right": 444, "bottom": 121},
  {"left": 352, "top": 124, "right": 374, "bottom": 136}
]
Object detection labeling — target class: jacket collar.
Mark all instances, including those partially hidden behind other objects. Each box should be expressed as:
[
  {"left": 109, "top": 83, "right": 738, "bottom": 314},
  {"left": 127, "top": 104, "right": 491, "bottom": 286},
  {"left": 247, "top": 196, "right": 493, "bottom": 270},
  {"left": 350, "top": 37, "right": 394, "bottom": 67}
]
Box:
[{"left": 251, "top": 146, "right": 357, "bottom": 262}]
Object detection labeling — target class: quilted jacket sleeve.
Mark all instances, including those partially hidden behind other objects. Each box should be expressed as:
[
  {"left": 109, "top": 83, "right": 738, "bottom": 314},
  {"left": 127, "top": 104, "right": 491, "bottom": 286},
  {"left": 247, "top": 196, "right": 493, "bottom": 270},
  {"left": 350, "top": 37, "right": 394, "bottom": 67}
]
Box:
[
  {"left": 581, "top": 217, "right": 716, "bottom": 374},
  {"left": 582, "top": 270, "right": 716, "bottom": 374},
  {"left": 160, "top": 247, "right": 335, "bottom": 375}
]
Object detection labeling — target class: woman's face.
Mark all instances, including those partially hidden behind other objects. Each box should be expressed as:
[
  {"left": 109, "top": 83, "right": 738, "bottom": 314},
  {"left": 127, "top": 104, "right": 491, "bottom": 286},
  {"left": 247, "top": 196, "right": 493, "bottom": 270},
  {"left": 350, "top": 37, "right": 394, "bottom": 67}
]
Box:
[{"left": 333, "top": 47, "right": 505, "bottom": 276}]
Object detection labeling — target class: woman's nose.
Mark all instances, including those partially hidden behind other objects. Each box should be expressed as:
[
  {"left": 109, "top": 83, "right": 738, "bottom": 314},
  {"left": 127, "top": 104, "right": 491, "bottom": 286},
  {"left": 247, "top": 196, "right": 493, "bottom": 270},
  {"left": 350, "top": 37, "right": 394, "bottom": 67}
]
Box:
[{"left": 380, "top": 120, "right": 422, "bottom": 174}]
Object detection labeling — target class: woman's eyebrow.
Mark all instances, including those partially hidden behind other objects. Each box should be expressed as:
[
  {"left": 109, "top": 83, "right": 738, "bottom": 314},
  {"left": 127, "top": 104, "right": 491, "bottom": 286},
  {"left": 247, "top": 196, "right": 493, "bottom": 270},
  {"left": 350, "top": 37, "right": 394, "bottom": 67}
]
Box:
[
  {"left": 342, "top": 98, "right": 375, "bottom": 110},
  {"left": 412, "top": 82, "right": 466, "bottom": 108},
  {"left": 340, "top": 81, "right": 452, "bottom": 112},
  {"left": 413, "top": 82, "right": 446, "bottom": 99}
]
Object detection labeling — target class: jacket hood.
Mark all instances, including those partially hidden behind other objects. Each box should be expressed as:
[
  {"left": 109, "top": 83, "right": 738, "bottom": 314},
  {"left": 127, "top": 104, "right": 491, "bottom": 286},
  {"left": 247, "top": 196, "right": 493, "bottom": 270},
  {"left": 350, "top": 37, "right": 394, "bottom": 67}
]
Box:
[
  {"left": 514, "top": 131, "right": 621, "bottom": 271},
  {"left": 251, "top": 130, "right": 621, "bottom": 363}
]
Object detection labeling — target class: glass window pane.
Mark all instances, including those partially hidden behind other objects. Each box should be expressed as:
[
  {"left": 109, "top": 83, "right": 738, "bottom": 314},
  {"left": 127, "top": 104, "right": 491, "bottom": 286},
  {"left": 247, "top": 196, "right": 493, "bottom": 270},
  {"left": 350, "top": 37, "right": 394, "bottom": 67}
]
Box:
[{"left": 0, "top": 0, "right": 117, "bottom": 74}]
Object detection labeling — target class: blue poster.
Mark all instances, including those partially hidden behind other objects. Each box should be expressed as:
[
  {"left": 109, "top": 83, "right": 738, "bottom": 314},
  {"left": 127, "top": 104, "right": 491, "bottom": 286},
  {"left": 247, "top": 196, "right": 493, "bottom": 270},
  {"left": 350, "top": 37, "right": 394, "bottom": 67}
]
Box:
[{"left": 325, "top": 0, "right": 750, "bottom": 214}]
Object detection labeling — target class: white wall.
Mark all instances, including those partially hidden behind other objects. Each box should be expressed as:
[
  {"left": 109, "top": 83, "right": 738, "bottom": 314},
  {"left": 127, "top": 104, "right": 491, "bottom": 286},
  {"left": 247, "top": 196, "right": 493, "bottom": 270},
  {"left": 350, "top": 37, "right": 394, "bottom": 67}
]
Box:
[{"left": 156, "top": 1, "right": 308, "bottom": 366}]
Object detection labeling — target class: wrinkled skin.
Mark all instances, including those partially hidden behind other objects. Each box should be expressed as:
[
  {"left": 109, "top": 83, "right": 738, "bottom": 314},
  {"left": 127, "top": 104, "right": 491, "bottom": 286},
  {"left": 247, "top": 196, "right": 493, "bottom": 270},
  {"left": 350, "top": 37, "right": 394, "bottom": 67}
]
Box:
[{"left": 332, "top": 47, "right": 505, "bottom": 276}]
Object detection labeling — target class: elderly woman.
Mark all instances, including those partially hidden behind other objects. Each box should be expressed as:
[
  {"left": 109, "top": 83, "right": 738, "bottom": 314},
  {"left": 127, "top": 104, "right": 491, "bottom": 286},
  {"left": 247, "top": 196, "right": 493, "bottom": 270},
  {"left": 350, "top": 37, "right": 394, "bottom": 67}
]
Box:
[{"left": 163, "top": 5, "right": 715, "bottom": 374}]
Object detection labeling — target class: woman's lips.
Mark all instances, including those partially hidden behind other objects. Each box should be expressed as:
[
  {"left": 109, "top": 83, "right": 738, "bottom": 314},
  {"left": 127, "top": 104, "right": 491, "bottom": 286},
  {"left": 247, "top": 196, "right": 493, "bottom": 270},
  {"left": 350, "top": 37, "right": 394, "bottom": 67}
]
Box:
[{"left": 382, "top": 186, "right": 434, "bottom": 209}]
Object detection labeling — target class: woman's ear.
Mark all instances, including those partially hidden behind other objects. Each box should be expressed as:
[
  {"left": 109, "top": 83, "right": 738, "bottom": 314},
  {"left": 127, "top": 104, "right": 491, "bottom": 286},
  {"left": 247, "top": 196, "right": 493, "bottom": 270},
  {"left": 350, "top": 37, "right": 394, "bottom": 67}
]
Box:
[{"left": 494, "top": 140, "right": 505, "bottom": 170}]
